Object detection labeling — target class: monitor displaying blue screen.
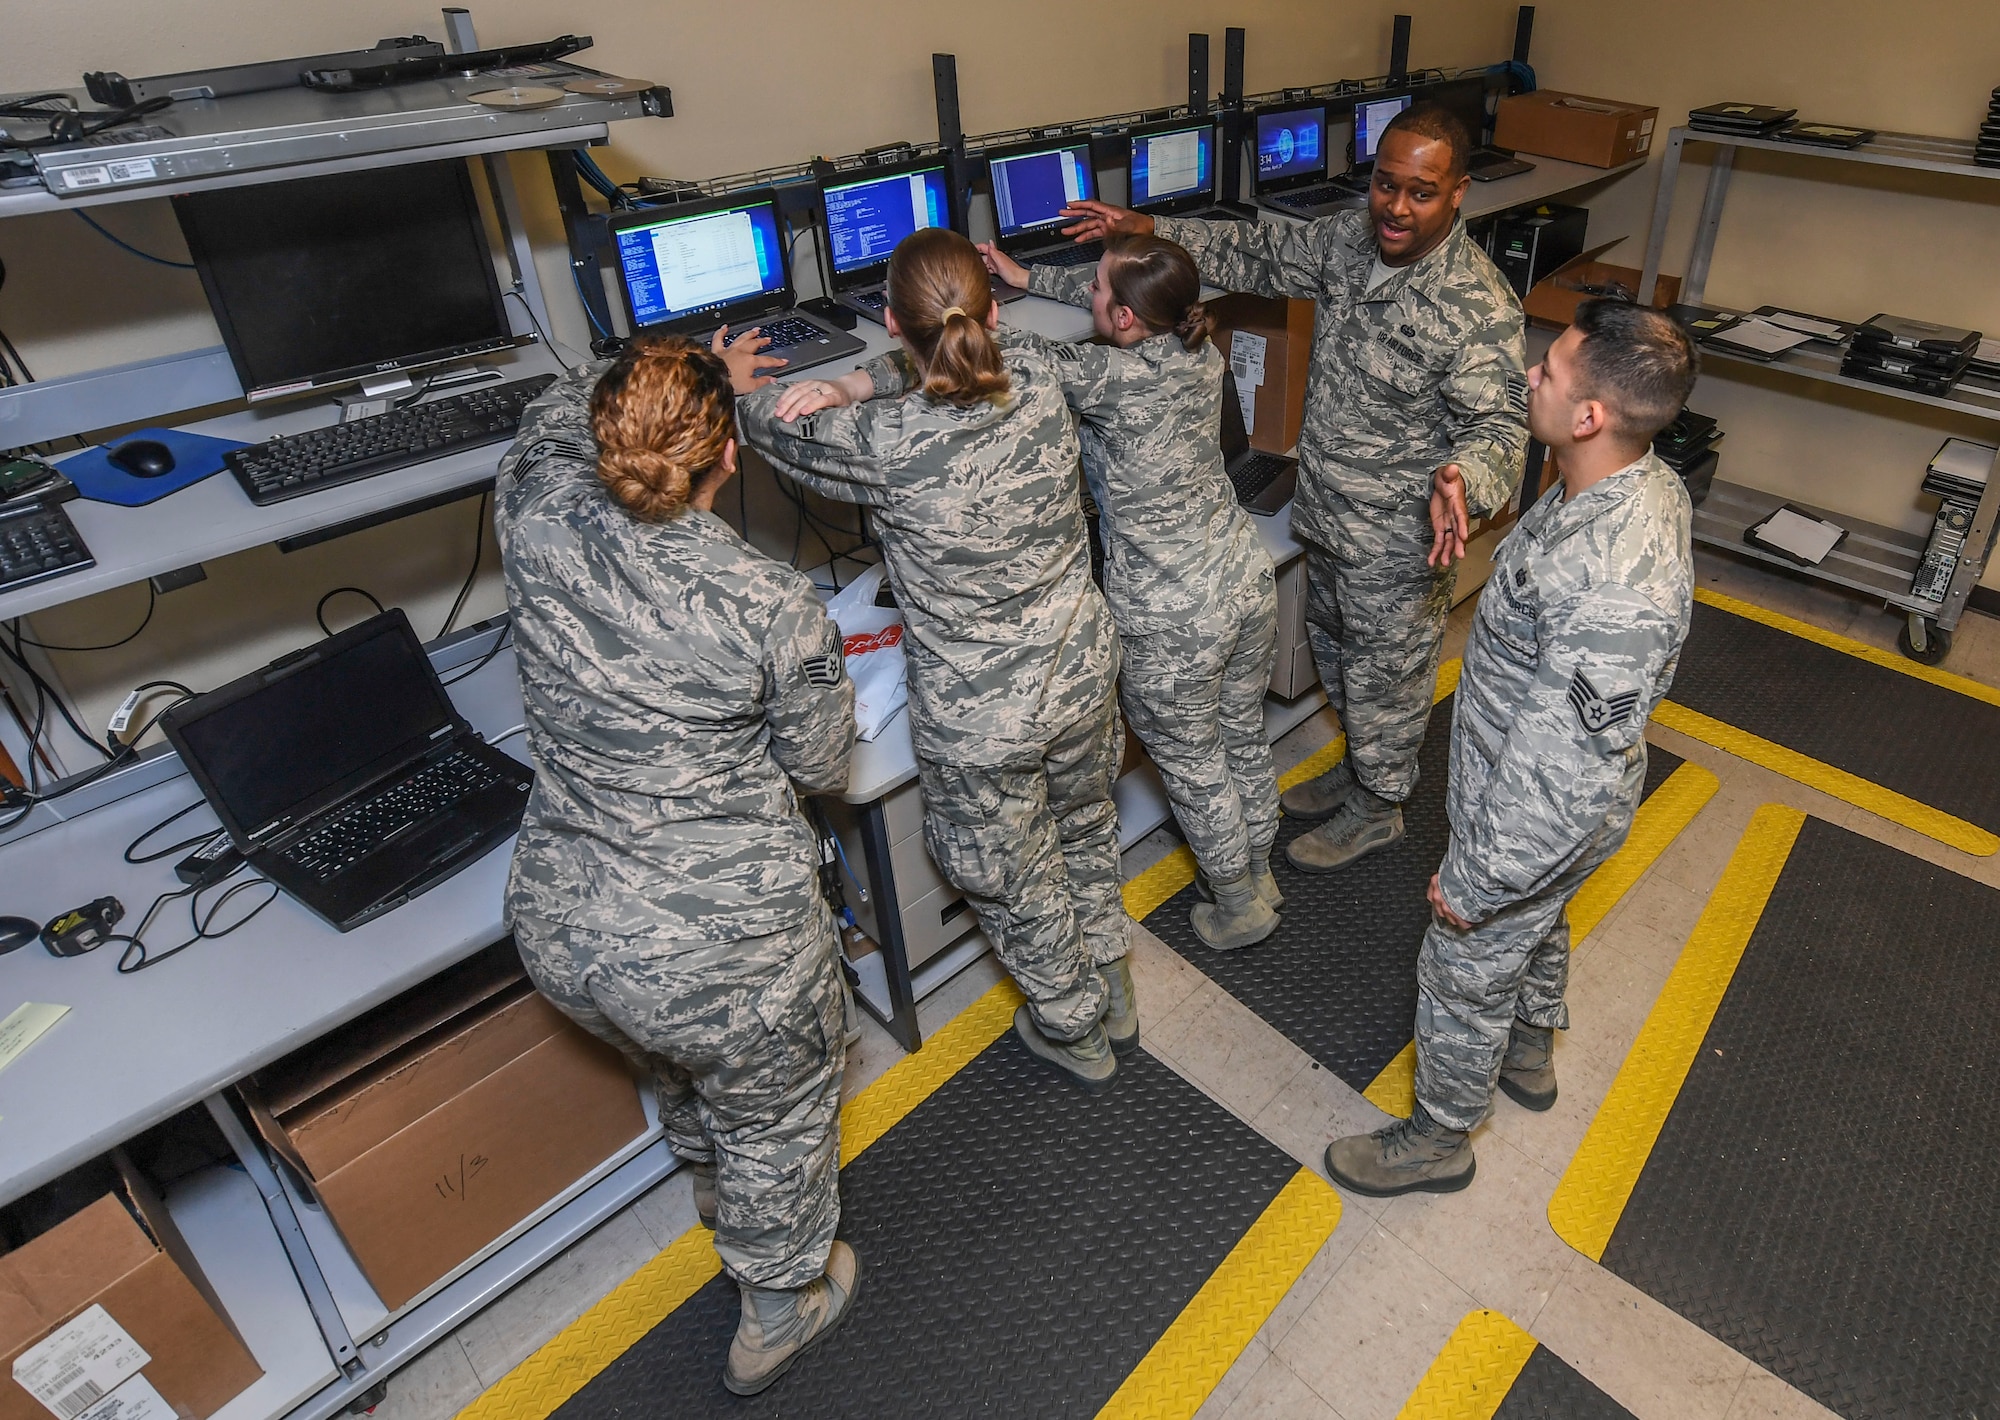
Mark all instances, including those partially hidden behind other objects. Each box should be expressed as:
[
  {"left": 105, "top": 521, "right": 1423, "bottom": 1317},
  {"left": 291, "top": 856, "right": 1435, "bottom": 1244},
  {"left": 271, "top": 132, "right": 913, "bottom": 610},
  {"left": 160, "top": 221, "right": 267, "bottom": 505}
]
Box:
[
  {"left": 989, "top": 143, "right": 1096, "bottom": 236},
  {"left": 1355, "top": 94, "right": 1415, "bottom": 164},
  {"left": 613, "top": 199, "right": 785, "bottom": 329},
  {"left": 1130, "top": 124, "right": 1215, "bottom": 208},
  {"left": 1256, "top": 107, "right": 1326, "bottom": 183},
  {"left": 824, "top": 166, "right": 949, "bottom": 276}
]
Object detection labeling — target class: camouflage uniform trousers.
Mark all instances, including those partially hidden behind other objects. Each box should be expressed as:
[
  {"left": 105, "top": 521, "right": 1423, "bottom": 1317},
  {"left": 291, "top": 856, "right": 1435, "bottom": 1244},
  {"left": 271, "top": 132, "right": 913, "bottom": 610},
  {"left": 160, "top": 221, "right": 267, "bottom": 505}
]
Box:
[
  {"left": 1412, "top": 814, "right": 1629, "bottom": 1133},
  {"left": 1304, "top": 487, "right": 1455, "bottom": 803},
  {"left": 919, "top": 688, "right": 1129, "bottom": 1042},
  {"left": 512, "top": 906, "right": 845, "bottom": 1290},
  {"left": 1119, "top": 565, "right": 1281, "bottom": 885}
]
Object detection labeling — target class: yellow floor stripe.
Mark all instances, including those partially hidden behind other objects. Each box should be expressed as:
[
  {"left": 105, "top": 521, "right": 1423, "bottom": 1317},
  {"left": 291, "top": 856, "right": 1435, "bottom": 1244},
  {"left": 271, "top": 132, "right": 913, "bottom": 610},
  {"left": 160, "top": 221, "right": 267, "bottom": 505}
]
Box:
[
  {"left": 1547, "top": 804, "right": 1804, "bottom": 1262},
  {"left": 1695, "top": 586, "right": 2000, "bottom": 708},
  {"left": 1095, "top": 1170, "right": 1342, "bottom": 1420},
  {"left": 1360, "top": 757, "right": 1721, "bottom": 1119},
  {"left": 1651, "top": 701, "right": 1997, "bottom": 855},
  {"left": 1394, "top": 1309, "right": 1539, "bottom": 1420}
]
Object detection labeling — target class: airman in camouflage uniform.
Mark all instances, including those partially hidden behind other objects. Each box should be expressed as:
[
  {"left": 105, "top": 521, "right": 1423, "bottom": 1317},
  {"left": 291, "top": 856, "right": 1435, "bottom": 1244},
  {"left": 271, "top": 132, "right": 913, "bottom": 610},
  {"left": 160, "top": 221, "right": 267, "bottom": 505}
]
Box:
[
  {"left": 494, "top": 363, "right": 857, "bottom": 1301},
  {"left": 1154, "top": 206, "right": 1527, "bottom": 855},
  {"left": 735, "top": 339, "right": 1129, "bottom": 1074},
  {"left": 1016, "top": 261, "right": 1283, "bottom": 945}
]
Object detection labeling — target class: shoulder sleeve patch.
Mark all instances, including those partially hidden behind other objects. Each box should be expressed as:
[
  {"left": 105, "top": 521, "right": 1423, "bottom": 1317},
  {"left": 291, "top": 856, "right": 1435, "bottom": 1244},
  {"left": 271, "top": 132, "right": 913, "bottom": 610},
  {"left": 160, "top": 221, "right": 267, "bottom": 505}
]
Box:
[
  {"left": 1566, "top": 669, "right": 1641, "bottom": 734},
  {"left": 802, "top": 651, "right": 845, "bottom": 688}
]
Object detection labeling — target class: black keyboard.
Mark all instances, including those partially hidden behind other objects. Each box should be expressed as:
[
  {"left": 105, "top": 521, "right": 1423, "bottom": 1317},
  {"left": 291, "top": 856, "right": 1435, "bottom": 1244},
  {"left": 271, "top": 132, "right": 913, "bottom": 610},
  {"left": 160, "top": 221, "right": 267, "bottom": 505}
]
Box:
[
  {"left": 1229, "top": 452, "right": 1293, "bottom": 506},
  {"left": 224, "top": 373, "right": 558, "bottom": 507},
  {"left": 0, "top": 500, "right": 93, "bottom": 594},
  {"left": 280, "top": 748, "right": 505, "bottom": 882},
  {"left": 1032, "top": 241, "right": 1105, "bottom": 269},
  {"left": 1276, "top": 183, "right": 1358, "bottom": 209},
  {"left": 849, "top": 290, "right": 888, "bottom": 313},
  {"left": 724, "top": 316, "right": 828, "bottom": 350}
]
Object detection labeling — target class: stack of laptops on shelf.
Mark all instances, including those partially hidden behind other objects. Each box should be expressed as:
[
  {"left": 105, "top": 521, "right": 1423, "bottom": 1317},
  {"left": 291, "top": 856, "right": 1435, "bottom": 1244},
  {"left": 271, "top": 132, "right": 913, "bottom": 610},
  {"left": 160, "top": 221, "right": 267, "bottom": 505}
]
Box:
[
  {"left": 1688, "top": 102, "right": 1796, "bottom": 137},
  {"left": 1653, "top": 408, "right": 1722, "bottom": 506},
  {"left": 1842, "top": 315, "right": 1982, "bottom": 397},
  {"left": 1979, "top": 86, "right": 2000, "bottom": 169}
]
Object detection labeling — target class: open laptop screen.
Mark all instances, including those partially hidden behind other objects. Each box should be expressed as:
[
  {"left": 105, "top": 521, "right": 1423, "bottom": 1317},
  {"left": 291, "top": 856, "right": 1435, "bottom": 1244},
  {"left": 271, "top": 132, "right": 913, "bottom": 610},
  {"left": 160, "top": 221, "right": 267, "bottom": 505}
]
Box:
[
  {"left": 613, "top": 196, "right": 787, "bottom": 330},
  {"left": 1256, "top": 106, "right": 1327, "bottom": 187},
  {"left": 823, "top": 164, "right": 949, "bottom": 277},
  {"left": 1354, "top": 93, "right": 1415, "bottom": 168},
  {"left": 169, "top": 614, "right": 456, "bottom": 842},
  {"left": 1130, "top": 122, "right": 1215, "bottom": 209},
  {"left": 989, "top": 142, "right": 1096, "bottom": 238}
]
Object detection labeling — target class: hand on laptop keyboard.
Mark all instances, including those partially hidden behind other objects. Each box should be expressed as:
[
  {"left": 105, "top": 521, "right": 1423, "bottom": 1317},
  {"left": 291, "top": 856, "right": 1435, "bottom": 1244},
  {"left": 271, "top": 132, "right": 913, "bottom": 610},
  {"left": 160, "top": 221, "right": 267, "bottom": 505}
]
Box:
[{"left": 711, "top": 324, "right": 788, "bottom": 394}]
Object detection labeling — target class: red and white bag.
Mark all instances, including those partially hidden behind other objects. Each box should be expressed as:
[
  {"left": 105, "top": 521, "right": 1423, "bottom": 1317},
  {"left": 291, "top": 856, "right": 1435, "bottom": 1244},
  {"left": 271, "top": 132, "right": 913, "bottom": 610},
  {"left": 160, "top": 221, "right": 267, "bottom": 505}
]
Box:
[{"left": 825, "top": 565, "right": 908, "bottom": 742}]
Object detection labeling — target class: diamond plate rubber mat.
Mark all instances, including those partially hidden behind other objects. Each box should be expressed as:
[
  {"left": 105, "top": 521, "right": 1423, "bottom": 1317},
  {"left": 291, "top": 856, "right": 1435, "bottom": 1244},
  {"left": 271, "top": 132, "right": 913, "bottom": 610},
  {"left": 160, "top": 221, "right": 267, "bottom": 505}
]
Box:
[
  {"left": 1397, "top": 1310, "right": 1634, "bottom": 1420},
  {"left": 1141, "top": 694, "right": 1686, "bottom": 1094},
  {"left": 1657, "top": 590, "right": 2000, "bottom": 853},
  {"left": 538, "top": 1002, "right": 1332, "bottom": 1420},
  {"left": 1550, "top": 807, "right": 2000, "bottom": 1419}
]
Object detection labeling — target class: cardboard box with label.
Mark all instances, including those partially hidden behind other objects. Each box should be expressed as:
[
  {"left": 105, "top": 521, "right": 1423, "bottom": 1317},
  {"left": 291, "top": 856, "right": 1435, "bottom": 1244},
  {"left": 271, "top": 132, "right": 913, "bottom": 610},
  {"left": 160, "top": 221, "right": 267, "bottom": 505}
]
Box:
[
  {"left": 1494, "top": 91, "right": 1659, "bottom": 169},
  {"left": 242, "top": 942, "right": 645, "bottom": 1312},
  {"left": 2, "top": 1173, "right": 260, "bottom": 1420},
  {"left": 1212, "top": 294, "right": 1313, "bottom": 456}
]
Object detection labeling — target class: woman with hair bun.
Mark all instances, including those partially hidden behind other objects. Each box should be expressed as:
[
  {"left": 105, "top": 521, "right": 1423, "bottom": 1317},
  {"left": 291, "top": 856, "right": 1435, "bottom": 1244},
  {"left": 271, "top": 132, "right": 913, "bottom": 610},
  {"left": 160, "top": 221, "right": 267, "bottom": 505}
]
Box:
[
  {"left": 494, "top": 332, "right": 862, "bottom": 1398},
  {"left": 978, "top": 234, "right": 1284, "bottom": 953},
  {"left": 736, "top": 227, "right": 1132, "bottom": 1096}
]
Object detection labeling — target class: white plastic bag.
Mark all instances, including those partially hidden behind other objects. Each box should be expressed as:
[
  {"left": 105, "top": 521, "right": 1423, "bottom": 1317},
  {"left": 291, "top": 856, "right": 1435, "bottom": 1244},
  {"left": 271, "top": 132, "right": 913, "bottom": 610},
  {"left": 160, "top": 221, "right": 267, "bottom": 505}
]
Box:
[{"left": 824, "top": 564, "right": 908, "bottom": 742}]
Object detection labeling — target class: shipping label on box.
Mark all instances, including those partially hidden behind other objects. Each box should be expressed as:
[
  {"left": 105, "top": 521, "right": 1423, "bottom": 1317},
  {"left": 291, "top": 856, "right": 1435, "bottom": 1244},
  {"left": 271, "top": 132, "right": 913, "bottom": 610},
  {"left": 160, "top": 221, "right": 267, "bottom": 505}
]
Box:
[
  {"left": 77, "top": 1377, "right": 171, "bottom": 1420},
  {"left": 11, "top": 1307, "right": 148, "bottom": 1420}
]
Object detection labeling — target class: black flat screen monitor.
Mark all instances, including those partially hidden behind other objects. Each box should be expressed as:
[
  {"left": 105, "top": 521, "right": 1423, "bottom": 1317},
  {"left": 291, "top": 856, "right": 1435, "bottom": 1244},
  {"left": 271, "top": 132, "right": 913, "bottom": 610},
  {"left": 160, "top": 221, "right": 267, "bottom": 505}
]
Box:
[{"left": 174, "top": 160, "right": 517, "bottom": 403}]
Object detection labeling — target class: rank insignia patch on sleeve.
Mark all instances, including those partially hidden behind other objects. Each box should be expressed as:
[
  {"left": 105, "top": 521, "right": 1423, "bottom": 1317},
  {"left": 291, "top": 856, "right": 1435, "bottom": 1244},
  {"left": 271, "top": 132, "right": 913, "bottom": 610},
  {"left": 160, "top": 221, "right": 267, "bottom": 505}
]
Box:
[
  {"left": 803, "top": 652, "right": 845, "bottom": 687},
  {"left": 1567, "top": 669, "right": 1640, "bottom": 733}
]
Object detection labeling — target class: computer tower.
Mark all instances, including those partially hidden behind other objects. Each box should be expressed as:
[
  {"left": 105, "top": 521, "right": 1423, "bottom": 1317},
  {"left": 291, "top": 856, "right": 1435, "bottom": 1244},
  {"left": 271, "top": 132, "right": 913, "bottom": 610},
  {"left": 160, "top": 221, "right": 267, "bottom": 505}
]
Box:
[{"left": 1492, "top": 203, "right": 1587, "bottom": 297}]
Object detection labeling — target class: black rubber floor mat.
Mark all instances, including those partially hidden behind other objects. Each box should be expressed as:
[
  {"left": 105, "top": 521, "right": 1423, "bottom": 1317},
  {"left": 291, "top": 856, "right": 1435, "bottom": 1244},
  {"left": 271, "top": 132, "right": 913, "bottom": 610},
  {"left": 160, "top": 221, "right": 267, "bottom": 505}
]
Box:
[
  {"left": 553, "top": 1039, "right": 1304, "bottom": 1419},
  {"left": 1143, "top": 694, "right": 1683, "bottom": 1092},
  {"left": 1670, "top": 595, "right": 2000, "bottom": 835},
  {"left": 1492, "top": 1345, "right": 1637, "bottom": 1420},
  {"left": 1557, "top": 811, "right": 2000, "bottom": 1420}
]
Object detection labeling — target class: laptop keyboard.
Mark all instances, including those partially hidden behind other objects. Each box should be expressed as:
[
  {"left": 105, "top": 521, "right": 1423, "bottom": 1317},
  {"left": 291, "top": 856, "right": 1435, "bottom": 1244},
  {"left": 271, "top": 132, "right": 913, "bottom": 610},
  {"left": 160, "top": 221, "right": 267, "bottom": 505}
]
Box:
[
  {"left": 1032, "top": 241, "right": 1104, "bottom": 269},
  {"left": 1277, "top": 183, "right": 1357, "bottom": 208},
  {"left": 850, "top": 290, "right": 888, "bottom": 313},
  {"left": 1230, "top": 452, "right": 1293, "bottom": 506},
  {"left": 0, "top": 500, "right": 93, "bottom": 594},
  {"left": 725, "top": 316, "right": 825, "bottom": 350},
  {"left": 279, "top": 748, "right": 505, "bottom": 882}
]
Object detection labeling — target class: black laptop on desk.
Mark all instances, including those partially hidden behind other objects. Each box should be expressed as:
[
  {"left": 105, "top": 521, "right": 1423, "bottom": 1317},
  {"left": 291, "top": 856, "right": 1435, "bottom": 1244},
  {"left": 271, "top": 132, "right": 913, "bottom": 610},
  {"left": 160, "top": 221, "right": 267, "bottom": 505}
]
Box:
[
  {"left": 1252, "top": 102, "right": 1356, "bottom": 220},
  {"left": 1221, "top": 368, "right": 1298, "bottom": 515},
  {"left": 1127, "top": 116, "right": 1245, "bottom": 223},
  {"left": 819, "top": 156, "right": 954, "bottom": 325},
  {"left": 608, "top": 189, "right": 868, "bottom": 374},
  {"left": 161, "top": 610, "right": 533, "bottom": 933},
  {"left": 986, "top": 136, "right": 1105, "bottom": 272}
]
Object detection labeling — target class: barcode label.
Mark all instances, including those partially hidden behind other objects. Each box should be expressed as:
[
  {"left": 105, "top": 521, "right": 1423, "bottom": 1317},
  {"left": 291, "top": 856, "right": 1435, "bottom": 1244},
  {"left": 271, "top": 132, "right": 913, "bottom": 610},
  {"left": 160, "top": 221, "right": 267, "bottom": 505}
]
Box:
[
  {"left": 77, "top": 1375, "right": 173, "bottom": 1420},
  {"left": 11, "top": 1305, "right": 151, "bottom": 1419}
]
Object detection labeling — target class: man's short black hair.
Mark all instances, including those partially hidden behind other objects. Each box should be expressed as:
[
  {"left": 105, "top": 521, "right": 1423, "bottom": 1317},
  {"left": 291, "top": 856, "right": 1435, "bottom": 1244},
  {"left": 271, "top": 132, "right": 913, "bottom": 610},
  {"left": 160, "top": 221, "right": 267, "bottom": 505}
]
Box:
[
  {"left": 1570, "top": 299, "right": 1702, "bottom": 443},
  {"left": 1380, "top": 102, "right": 1473, "bottom": 177}
]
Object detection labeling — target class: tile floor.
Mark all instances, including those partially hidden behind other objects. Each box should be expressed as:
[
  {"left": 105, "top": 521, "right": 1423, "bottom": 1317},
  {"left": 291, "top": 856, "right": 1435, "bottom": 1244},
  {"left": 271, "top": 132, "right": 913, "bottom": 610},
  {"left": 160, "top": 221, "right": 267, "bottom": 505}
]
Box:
[{"left": 374, "top": 549, "right": 1994, "bottom": 1419}]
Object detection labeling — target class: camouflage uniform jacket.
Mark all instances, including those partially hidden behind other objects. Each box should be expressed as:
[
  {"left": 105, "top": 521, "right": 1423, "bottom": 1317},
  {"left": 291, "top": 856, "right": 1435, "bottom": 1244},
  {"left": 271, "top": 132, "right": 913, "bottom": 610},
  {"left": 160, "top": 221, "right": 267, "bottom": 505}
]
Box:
[
  {"left": 494, "top": 364, "right": 856, "bottom": 942},
  {"left": 1155, "top": 210, "right": 1529, "bottom": 546},
  {"left": 735, "top": 344, "right": 1117, "bottom": 770},
  {"left": 1011, "top": 264, "right": 1272, "bottom": 635},
  {"left": 1437, "top": 451, "right": 1693, "bottom": 924}
]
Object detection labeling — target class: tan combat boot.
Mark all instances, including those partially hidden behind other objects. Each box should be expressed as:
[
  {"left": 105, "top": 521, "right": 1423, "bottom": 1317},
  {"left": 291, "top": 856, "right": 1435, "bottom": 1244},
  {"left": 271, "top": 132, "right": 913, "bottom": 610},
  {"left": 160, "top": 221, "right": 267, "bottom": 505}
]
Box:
[
  {"left": 1287, "top": 788, "right": 1404, "bottom": 873},
  {"left": 1013, "top": 1005, "right": 1119, "bottom": 1093},
  {"left": 1190, "top": 873, "right": 1280, "bottom": 950},
  {"left": 1099, "top": 955, "right": 1140, "bottom": 1057},
  {"left": 1324, "top": 1107, "right": 1475, "bottom": 1197},
  {"left": 723, "top": 1241, "right": 863, "bottom": 1396},
  {"left": 1249, "top": 850, "right": 1285, "bottom": 910},
  {"left": 1279, "top": 756, "right": 1356, "bottom": 822},
  {"left": 1498, "top": 1021, "right": 1557, "bottom": 1111}
]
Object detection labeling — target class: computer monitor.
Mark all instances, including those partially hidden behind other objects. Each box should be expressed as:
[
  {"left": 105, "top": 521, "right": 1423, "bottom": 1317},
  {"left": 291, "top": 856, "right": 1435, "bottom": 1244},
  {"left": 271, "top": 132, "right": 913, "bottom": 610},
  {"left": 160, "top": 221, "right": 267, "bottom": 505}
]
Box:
[
  {"left": 985, "top": 139, "right": 1097, "bottom": 246},
  {"left": 819, "top": 159, "right": 951, "bottom": 292},
  {"left": 1253, "top": 104, "right": 1328, "bottom": 192},
  {"left": 173, "top": 161, "right": 518, "bottom": 404},
  {"left": 1352, "top": 92, "right": 1416, "bottom": 171},
  {"left": 1128, "top": 118, "right": 1218, "bottom": 215},
  {"left": 608, "top": 190, "right": 793, "bottom": 334}
]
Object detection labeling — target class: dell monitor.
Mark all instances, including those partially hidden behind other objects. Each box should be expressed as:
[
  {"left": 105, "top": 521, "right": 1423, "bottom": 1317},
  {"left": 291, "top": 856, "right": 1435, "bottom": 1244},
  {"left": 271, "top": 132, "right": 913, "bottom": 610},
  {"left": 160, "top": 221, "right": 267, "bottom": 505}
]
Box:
[
  {"left": 173, "top": 160, "right": 519, "bottom": 404},
  {"left": 1128, "top": 118, "right": 1218, "bottom": 215},
  {"left": 1253, "top": 104, "right": 1328, "bottom": 193},
  {"left": 820, "top": 158, "right": 951, "bottom": 292},
  {"left": 1352, "top": 92, "right": 1416, "bottom": 172},
  {"left": 608, "top": 191, "right": 792, "bottom": 334},
  {"left": 986, "top": 139, "right": 1097, "bottom": 248}
]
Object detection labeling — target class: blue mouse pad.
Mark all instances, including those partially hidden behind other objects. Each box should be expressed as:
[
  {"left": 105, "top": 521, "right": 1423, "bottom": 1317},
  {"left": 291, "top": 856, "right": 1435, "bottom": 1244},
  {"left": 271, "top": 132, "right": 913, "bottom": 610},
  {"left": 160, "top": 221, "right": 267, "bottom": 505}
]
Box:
[{"left": 61, "top": 427, "right": 247, "bottom": 507}]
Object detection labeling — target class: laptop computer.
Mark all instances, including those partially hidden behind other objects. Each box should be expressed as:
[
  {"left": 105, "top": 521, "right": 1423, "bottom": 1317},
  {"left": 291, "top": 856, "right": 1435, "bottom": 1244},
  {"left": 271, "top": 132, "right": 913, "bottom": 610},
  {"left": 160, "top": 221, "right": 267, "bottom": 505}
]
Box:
[
  {"left": 819, "top": 156, "right": 953, "bottom": 326},
  {"left": 1330, "top": 91, "right": 1417, "bottom": 195},
  {"left": 1127, "top": 116, "right": 1245, "bottom": 223},
  {"left": 1252, "top": 103, "right": 1356, "bottom": 220},
  {"left": 161, "top": 610, "right": 534, "bottom": 933},
  {"left": 1221, "top": 367, "right": 1298, "bottom": 514},
  {"left": 1425, "top": 75, "right": 1537, "bottom": 183},
  {"left": 986, "top": 136, "right": 1104, "bottom": 271},
  {"left": 608, "top": 189, "right": 868, "bottom": 375}
]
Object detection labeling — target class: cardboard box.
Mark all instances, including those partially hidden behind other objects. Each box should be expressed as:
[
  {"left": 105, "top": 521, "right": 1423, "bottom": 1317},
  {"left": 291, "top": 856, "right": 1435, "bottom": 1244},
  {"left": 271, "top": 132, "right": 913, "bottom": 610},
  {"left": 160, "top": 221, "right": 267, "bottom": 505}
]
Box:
[
  {"left": 1, "top": 1178, "right": 260, "bottom": 1420},
  {"left": 244, "top": 952, "right": 644, "bottom": 1312},
  {"left": 1212, "top": 294, "right": 1313, "bottom": 455},
  {"left": 1494, "top": 91, "right": 1659, "bottom": 169},
  {"left": 1521, "top": 255, "right": 1683, "bottom": 329}
]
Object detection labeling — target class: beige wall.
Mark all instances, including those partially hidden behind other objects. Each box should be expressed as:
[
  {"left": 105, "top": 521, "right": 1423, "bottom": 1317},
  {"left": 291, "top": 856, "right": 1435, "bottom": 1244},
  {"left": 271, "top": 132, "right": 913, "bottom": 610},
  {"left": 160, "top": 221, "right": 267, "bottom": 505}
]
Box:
[{"left": 5, "top": 0, "right": 2000, "bottom": 748}]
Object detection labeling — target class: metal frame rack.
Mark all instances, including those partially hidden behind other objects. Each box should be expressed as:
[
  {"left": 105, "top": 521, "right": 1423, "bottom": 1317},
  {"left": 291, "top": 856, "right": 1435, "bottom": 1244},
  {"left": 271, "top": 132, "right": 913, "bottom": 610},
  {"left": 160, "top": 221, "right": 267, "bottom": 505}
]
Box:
[{"left": 1637, "top": 126, "right": 2000, "bottom": 660}]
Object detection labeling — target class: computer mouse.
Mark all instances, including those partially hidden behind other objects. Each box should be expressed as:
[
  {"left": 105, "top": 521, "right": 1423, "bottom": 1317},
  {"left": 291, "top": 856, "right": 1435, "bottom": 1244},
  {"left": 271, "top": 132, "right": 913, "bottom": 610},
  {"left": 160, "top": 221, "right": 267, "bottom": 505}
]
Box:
[
  {"left": 0, "top": 915, "right": 39, "bottom": 955},
  {"left": 108, "top": 438, "right": 176, "bottom": 478}
]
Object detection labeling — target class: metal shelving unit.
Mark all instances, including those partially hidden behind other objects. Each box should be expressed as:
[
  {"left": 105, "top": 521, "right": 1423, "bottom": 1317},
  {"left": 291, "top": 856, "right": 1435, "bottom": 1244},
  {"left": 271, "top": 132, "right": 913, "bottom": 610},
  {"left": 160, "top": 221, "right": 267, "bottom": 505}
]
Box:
[{"left": 1637, "top": 125, "right": 2000, "bottom": 658}]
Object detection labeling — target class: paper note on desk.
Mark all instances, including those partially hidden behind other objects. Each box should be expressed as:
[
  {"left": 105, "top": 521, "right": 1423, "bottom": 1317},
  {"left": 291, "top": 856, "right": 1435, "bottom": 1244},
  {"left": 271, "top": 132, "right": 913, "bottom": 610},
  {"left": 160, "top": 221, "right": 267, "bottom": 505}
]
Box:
[
  {"left": 0, "top": 1002, "right": 68, "bottom": 1075},
  {"left": 1762, "top": 310, "right": 1845, "bottom": 340},
  {"left": 1752, "top": 508, "right": 1845, "bottom": 565},
  {"left": 1713, "top": 317, "right": 1814, "bottom": 356}
]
